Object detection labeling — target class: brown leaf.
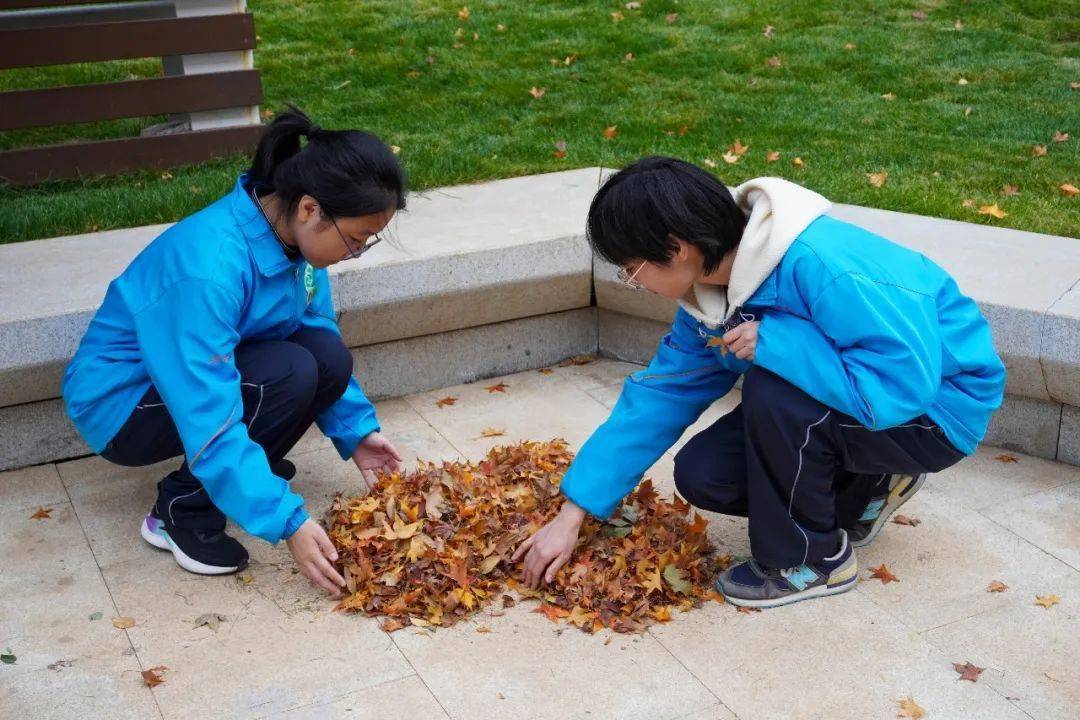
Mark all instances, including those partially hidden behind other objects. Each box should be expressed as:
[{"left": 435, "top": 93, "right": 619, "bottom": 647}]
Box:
[
  {"left": 537, "top": 368, "right": 554, "bottom": 375},
  {"left": 480, "top": 428, "right": 506, "bottom": 438},
  {"left": 962, "top": 198, "right": 976, "bottom": 208},
  {"left": 436, "top": 396, "right": 458, "bottom": 408},
  {"left": 529, "top": 86, "right": 546, "bottom": 99},
  {"left": 112, "top": 617, "right": 136, "bottom": 630},
  {"left": 1072, "top": 82, "right": 1080, "bottom": 90},
  {"left": 665, "top": 13, "right": 679, "bottom": 24},
  {"left": 765, "top": 56, "right": 782, "bottom": 68},
  {"left": 475, "top": 626, "right": 492, "bottom": 633},
  {"left": 765, "top": 150, "right": 780, "bottom": 163},
  {"left": 379, "top": 617, "right": 407, "bottom": 632},
  {"left": 763, "top": 25, "right": 775, "bottom": 38},
  {"left": 30, "top": 506, "right": 53, "bottom": 520},
  {"left": 736, "top": 606, "right": 761, "bottom": 614},
  {"left": 843, "top": 42, "right": 856, "bottom": 50},
  {"left": 611, "top": 11, "right": 624, "bottom": 23},
  {"left": 142, "top": 665, "right": 167, "bottom": 687},
  {"left": 953, "top": 661, "right": 984, "bottom": 682},
  {"left": 987, "top": 580, "right": 1009, "bottom": 593},
  {"left": 485, "top": 382, "right": 510, "bottom": 394},
  {"left": 868, "top": 171, "right": 888, "bottom": 188},
  {"left": 603, "top": 125, "right": 618, "bottom": 140},
  {"left": 1034, "top": 594, "right": 1061, "bottom": 609},
  {"left": 1001, "top": 184, "right": 1020, "bottom": 196},
  {"left": 1032, "top": 145, "right": 1047, "bottom": 157},
  {"left": 995, "top": 453, "right": 1018, "bottom": 463},
  {"left": 722, "top": 151, "right": 741, "bottom": 165},
  {"left": 1060, "top": 183, "right": 1079, "bottom": 197},
  {"left": 897, "top": 696, "right": 924, "bottom": 718},
  {"left": 912, "top": 11, "right": 928, "bottom": 20},
  {"left": 729, "top": 139, "right": 749, "bottom": 157},
  {"left": 978, "top": 204, "right": 1007, "bottom": 219},
  {"left": 457, "top": 7, "right": 470, "bottom": 21},
  {"left": 868, "top": 564, "right": 899, "bottom": 584},
  {"left": 892, "top": 514, "right": 921, "bottom": 526},
  {"left": 1052, "top": 131, "right": 1069, "bottom": 143}
]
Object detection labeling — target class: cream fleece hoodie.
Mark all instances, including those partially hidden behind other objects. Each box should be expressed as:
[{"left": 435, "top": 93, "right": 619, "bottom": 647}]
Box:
[{"left": 678, "top": 177, "right": 833, "bottom": 328}]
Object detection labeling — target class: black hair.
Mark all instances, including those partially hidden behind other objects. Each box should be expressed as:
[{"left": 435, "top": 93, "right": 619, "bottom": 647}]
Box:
[
  {"left": 586, "top": 156, "right": 746, "bottom": 273},
  {"left": 247, "top": 104, "right": 406, "bottom": 220}
]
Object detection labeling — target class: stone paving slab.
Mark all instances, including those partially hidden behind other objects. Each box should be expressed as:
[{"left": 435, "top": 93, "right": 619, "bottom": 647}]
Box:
[{"left": 2, "top": 360, "right": 1076, "bottom": 720}]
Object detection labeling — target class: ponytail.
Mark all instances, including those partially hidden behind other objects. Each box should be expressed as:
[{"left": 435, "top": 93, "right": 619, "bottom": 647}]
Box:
[{"left": 246, "top": 104, "right": 406, "bottom": 219}]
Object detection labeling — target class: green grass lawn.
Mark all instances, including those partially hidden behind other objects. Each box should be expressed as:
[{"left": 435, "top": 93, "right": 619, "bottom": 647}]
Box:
[{"left": 0, "top": 0, "right": 1076, "bottom": 243}]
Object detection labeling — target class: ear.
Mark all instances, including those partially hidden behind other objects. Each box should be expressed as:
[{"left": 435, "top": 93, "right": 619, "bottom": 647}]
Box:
[
  {"left": 296, "top": 195, "right": 320, "bottom": 223},
  {"left": 669, "top": 234, "right": 692, "bottom": 261}
]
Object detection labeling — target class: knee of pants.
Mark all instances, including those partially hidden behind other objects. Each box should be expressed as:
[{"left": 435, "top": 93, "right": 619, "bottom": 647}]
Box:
[
  {"left": 317, "top": 334, "right": 354, "bottom": 399},
  {"left": 740, "top": 366, "right": 810, "bottom": 423},
  {"left": 274, "top": 345, "right": 321, "bottom": 410},
  {"left": 673, "top": 445, "right": 745, "bottom": 512}
]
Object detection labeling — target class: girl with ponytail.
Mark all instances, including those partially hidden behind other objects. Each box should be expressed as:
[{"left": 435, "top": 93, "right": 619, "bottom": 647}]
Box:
[{"left": 62, "top": 107, "right": 407, "bottom": 597}]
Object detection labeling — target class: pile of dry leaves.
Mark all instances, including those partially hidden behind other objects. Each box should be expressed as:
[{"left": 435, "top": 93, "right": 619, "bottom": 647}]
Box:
[{"left": 326, "top": 439, "right": 726, "bottom": 634}]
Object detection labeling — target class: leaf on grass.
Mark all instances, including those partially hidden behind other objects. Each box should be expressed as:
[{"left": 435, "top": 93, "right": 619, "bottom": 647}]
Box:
[
  {"left": 957, "top": 77, "right": 969, "bottom": 86},
  {"left": 142, "top": 666, "right": 167, "bottom": 688},
  {"left": 457, "top": 6, "right": 469, "bottom": 21},
  {"left": 912, "top": 11, "right": 928, "bottom": 20},
  {"left": 112, "top": 617, "right": 136, "bottom": 630},
  {"left": 962, "top": 198, "right": 976, "bottom": 208},
  {"left": 1052, "top": 131, "right": 1069, "bottom": 143},
  {"left": 603, "top": 125, "right": 618, "bottom": 140},
  {"left": 1002, "top": 184, "right": 1020, "bottom": 196},
  {"left": 1060, "top": 183, "right": 1079, "bottom": 197},
  {"left": 529, "top": 86, "right": 546, "bottom": 99},
  {"left": 703, "top": 158, "right": 718, "bottom": 168},
  {"left": 978, "top": 204, "right": 1007, "bottom": 219},
  {"left": 765, "top": 150, "right": 780, "bottom": 163},
  {"left": 436, "top": 396, "right": 458, "bottom": 408},
  {"left": 881, "top": 92, "right": 897, "bottom": 101},
  {"left": 611, "top": 11, "right": 624, "bottom": 23},
  {"left": 665, "top": 13, "right": 679, "bottom": 24},
  {"left": 953, "top": 661, "right": 984, "bottom": 682},
  {"left": 868, "top": 564, "right": 899, "bottom": 584},
  {"left": 897, "top": 696, "right": 924, "bottom": 718},
  {"left": 987, "top": 580, "right": 1009, "bottom": 593},
  {"left": 1032, "top": 145, "right": 1047, "bottom": 157},
  {"left": 763, "top": 25, "right": 775, "bottom": 38},
  {"left": 192, "top": 612, "right": 227, "bottom": 632},
  {"left": 843, "top": 42, "right": 856, "bottom": 50},
  {"left": 722, "top": 151, "right": 741, "bottom": 165},
  {"left": 765, "top": 56, "right": 782, "bottom": 68},
  {"left": 868, "top": 171, "right": 888, "bottom": 188},
  {"left": 485, "top": 382, "right": 510, "bottom": 394},
  {"left": 30, "top": 506, "right": 53, "bottom": 520},
  {"left": 554, "top": 140, "right": 567, "bottom": 160},
  {"left": 1034, "top": 594, "right": 1061, "bottom": 609},
  {"left": 792, "top": 157, "right": 805, "bottom": 168},
  {"left": 995, "top": 453, "right": 1018, "bottom": 463},
  {"left": 892, "top": 514, "right": 921, "bottom": 526}
]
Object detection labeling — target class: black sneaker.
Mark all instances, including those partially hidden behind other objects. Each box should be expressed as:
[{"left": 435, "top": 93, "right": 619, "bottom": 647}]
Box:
[
  {"left": 140, "top": 509, "right": 249, "bottom": 575},
  {"left": 716, "top": 530, "right": 858, "bottom": 608},
  {"left": 846, "top": 473, "right": 927, "bottom": 548}
]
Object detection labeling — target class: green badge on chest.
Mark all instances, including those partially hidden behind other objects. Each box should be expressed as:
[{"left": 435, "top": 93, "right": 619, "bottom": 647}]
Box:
[{"left": 303, "top": 264, "right": 317, "bottom": 304}]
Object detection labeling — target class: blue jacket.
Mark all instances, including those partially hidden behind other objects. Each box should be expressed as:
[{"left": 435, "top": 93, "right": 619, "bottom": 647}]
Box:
[
  {"left": 562, "top": 215, "right": 1006, "bottom": 519},
  {"left": 62, "top": 175, "right": 381, "bottom": 543}
]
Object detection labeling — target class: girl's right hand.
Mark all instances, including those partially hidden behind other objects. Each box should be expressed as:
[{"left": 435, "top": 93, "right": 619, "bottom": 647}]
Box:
[{"left": 286, "top": 519, "right": 347, "bottom": 598}]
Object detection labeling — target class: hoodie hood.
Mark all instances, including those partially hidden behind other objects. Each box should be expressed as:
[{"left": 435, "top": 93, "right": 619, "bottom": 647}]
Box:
[{"left": 678, "top": 176, "right": 832, "bottom": 328}]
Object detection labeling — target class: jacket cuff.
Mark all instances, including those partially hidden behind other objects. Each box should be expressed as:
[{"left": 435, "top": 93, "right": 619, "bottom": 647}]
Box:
[
  {"left": 331, "top": 417, "right": 381, "bottom": 460},
  {"left": 282, "top": 506, "right": 310, "bottom": 541}
]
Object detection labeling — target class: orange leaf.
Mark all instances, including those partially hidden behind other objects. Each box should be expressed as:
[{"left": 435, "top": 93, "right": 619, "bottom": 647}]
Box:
[
  {"left": 603, "top": 125, "right": 618, "bottom": 140},
  {"left": 792, "top": 157, "right": 805, "bottom": 168},
  {"left": 897, "top": 696, "right": 924, "bottom": 719},
  {"left": 765, "top": 56, "right": 782, "bottom": 68},
  {"left": 1052, "top": 131, "right": 1069, "bottom": 143},
  {"left": 379, "top": 617, "right": 407, "bottom": 632},
  {"left": 436, "top": 396, "right": 457, "bottom": 408},
  {"left": 995, "top": 453, "right": 1018, "bottom": 463},
  {"left": 665, "top": 13, "right": 679, "bottom": 24},
  {"left": 953, "top": 661, "right": 984, "bottom": 682},
  {"left": 688, "top": 513, "right": 708, "bottom": 534},
  {"left": 529, "top": 86, "right": 546, "bottom": 100},
  {"left": 141, "top": 665, "right": 167, "bottom": 688},
  {"left": 765, "top": 150, "right": 780, "bottom": 163},
  {"left": 481, "top": 428, "right": 506, "bottom": 438},
  {"left": 1032, "top": 145, "right": 1047, "bottom": 157},
  {"left": 1001, "top": 184, "right": 1020, "bottom": 196},
  {"left": 537, "top": 368, "right": 554, "bottom": 375},
  {"left": 485, "top": 382, "right": 510, "bottom": 394},
  {"left": 868, "top": 171, "right": 887, "bottom": 188},
  {"left": 987, "top": 580, "right": 1008, "bottom": 593},
  {"left": 30, "top": 506, "right": 53, "bottom": 520},
  {"left": 892, "top": 514, "right": 920, "bottom": 526},
  {"left": 1060, "top": 183, "right": 1079, "bottom": 197},
  {"left": 112, "top": 617, "right": 136, "bottom": 629},
  {"left": 536, "top": 604, "right": 570, "bottom": 622},
  {"left": 868, "top": 564, "right": 899, "bottom": 584}
]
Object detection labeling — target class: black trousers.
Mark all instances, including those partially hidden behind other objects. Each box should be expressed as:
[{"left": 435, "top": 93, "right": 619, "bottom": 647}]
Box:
[
  {"left": 673, "top": 367, "right": 964, "bottom": 569},
  {"left": 101, "top": 327, "right": 353, "bottom": 531}
]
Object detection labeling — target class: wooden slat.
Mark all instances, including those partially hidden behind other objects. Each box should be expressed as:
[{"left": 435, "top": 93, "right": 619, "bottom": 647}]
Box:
[
  {"left": 0, "top": 0, "right": 121, "bottom": 9},
  {"left": 0, "top": 71, "right": 263, "bottom": 130},
  {"left": 0, "top": 13, "right": 256, "bottom": 69},
  {"left": 0, "top": 125, "right": 264, "bottom": 186}
]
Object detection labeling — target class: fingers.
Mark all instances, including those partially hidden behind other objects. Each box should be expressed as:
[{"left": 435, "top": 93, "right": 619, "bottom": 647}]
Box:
[
  {"left": 314, "top": 552, "right": 347, "bottom": 590},
  {"left": 722, "top": 324, "right": 747, "bottom": 346},
  {"left": 384, "top": 441, "right": 404, "bottom": 463},
  {"left": 313, "top": 525, "right": 339, "bottom": 563},
  {"left": 544, "top": 552, "right": 571, "bottom": 584},
  {"left": 361, "top": 469, "right": 378, "bottom": 491},
  {"left": 302, "top": 561, "right": 342, "bottom": 597},
  {"left": 512, "top": 533, "right": 536, "bottom": 562}
]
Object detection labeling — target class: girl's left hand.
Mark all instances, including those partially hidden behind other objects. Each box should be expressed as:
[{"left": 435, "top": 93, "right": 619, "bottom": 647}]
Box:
[
  {"left": 723, "top": 320, "right": 760, "bottom": 361},
  {"left": 351, "top": 431, "right": 404, "bottom": 491}
]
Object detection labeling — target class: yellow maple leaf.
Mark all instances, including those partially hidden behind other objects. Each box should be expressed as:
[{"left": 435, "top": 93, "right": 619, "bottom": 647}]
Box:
[
  {"left": 868, "top": 171, "right": 888, "bottom": 188},
  {"left": 978, "top": 204, "right": 1007, "bottom": 219},
  {"left": 898, "top": 696, "right": 925, "bottom": 719},
  {"left": 1034, "top": 594, "right": 1061, "bottom": 609}
]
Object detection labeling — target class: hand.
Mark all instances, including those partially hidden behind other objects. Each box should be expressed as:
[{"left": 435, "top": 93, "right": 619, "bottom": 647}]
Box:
[
  {"left": 286, "top": 519, "right": 346, "bottom": 598},
  {"left": 352, "top": 431, "right": 404, "bottom": 491},
  {"left": 512, "top": 502, "right": 586, "bottom": 589},
  {"left": 723, "top": 320, "right": 759, "bottom": 361}
]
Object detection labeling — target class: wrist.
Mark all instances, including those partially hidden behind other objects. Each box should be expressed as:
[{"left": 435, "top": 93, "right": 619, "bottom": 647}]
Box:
[{"left": 558, "top": 501, "right": 587, "bottom": 527}]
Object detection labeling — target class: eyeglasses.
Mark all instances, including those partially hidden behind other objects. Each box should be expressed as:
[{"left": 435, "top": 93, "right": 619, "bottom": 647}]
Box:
[
  {"left": 616, "top": 261, "right": 647, "bottom": 290},
  {"left": 329, "top": 214, "right": 383, "bottom": 260}
]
